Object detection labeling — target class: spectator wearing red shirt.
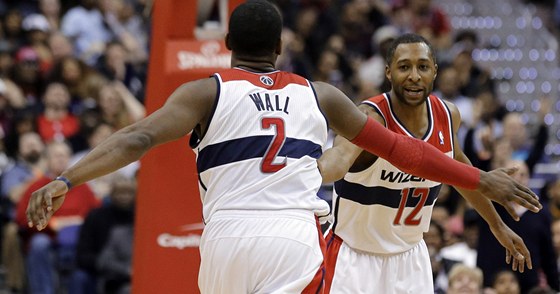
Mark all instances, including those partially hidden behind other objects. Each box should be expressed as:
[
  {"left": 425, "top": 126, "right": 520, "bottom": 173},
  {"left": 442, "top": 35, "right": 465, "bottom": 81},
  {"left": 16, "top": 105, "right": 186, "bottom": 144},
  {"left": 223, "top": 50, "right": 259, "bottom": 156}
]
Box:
[
  {"left": 16, "top": 141, "right": 99, "bottom": 294},
  {"left": 37, "top": 82, "right": 79, "bottom": 142}
]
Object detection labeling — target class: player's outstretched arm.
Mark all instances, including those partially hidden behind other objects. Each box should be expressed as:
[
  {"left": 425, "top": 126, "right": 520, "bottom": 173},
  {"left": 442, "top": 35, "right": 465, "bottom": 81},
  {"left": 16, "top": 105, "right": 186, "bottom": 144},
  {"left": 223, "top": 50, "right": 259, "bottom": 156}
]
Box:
[
  {"left": 26, "top": 78, "right": 217, "bottom": 230},
  {"left": 318, "top": 135, "right": 361, "bottom": 183},
  {"left": 447, "top": 101, "right": 532, "bottom": 271},
  {"left": 318, "top": 104, "right": 385, "bottom": 183},
  {"left": 457, "top": 178, "right": 532, "bottom": 273},
  {"left": 313, "top": 81, "right": 541, "bottom": 213}
]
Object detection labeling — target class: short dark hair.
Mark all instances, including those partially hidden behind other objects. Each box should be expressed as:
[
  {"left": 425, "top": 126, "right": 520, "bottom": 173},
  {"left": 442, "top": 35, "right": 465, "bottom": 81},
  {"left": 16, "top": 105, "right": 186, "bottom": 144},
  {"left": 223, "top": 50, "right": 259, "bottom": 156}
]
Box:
[
  {"left": 385, "top": 33, "right": 436, "bottom": 65},
  {"left": 228, "top": 0, "right": 282, "bottom": 57}
]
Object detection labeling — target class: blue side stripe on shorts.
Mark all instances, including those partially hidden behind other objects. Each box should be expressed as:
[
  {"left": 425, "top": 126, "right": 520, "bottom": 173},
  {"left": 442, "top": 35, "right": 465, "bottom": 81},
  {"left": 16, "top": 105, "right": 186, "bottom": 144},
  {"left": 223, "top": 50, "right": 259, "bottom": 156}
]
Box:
[
  {"left": 334, "top": 180, "right": 441, "bottom": 208},
  {"left": 197, "top": 135, "right": 322, "bottom": 173}
]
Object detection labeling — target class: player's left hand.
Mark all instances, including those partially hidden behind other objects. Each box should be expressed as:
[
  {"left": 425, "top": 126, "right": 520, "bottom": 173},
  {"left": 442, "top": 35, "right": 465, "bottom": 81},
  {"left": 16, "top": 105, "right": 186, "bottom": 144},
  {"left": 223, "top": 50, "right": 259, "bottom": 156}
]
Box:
[
  {"left": 26, "top": 180, "right": 68, "bottom": 231},
  {"left": 479, "top": 167, "right": 542, "bottom": 220},
  {"left": 490, "top": 223, "right": 532, "bottom": 273}
]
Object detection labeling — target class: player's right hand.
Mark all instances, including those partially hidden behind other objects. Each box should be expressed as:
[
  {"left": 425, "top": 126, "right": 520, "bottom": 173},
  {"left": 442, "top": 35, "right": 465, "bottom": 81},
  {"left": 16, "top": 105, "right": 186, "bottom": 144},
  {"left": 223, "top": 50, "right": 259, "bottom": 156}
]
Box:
[
  {"left": 26, "top": 180, "right": 68, "bottom": 231},
  {"left": 478, "top": 167, "right": 541, "bottom": 221}
]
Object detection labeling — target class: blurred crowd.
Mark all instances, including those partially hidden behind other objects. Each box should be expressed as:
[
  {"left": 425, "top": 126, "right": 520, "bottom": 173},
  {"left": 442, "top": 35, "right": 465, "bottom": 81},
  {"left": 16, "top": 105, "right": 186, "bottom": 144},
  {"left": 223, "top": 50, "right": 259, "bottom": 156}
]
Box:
[
  {"left": 0, "top": 0, "right": 557, "bottom": 293},
  {"left": 0, "top": 0, "right": 148, "bottom": 293}
]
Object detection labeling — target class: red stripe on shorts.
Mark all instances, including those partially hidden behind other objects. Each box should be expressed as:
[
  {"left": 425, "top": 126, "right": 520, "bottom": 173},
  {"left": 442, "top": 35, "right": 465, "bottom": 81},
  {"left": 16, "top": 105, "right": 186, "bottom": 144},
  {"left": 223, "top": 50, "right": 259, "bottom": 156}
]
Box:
[{"left": 324, "top": 231, "right": 343, "bottom": 294}]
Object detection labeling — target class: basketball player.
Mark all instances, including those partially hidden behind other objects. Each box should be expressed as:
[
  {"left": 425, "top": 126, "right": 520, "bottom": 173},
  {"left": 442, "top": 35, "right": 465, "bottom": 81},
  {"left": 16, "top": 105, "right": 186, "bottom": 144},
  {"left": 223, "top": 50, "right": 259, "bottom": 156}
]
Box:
[
  {"left": 27, "top": 2, "right": 539, "bottom": 293},
  {"left": 320, "top": 34, "right": 532, "bottom": 294}
]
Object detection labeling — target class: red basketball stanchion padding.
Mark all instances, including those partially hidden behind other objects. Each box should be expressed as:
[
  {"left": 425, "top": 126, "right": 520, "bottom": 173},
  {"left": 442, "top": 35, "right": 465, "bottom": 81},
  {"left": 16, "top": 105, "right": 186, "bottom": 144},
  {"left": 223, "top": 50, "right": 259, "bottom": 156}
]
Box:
[{"left": 132, "top": 1, "right": 244, "bottom": 292}]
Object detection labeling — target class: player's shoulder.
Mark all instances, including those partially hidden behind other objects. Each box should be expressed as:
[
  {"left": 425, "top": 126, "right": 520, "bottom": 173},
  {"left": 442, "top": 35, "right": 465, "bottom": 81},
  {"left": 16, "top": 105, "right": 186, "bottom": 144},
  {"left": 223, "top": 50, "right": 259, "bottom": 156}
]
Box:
[
  {"left": 178, "top": 77, "right": 217, "bottom": 94},
  {"left": 360, "top": 93, "right": 389, "bottom": 116},
  {"left": 362, "top": 93, "right": 387, "bottom": 105},
  {"left": 428, "top": 93, "right": 451, "bottom": 107},
  {"left": 429, "top": 94, "right": 461, "bottom": 129},
  {"left": 167, "top": 78, "right": 218, "bottom": 111},
  {"left": 428, "top": 93, "right": 458, "bottom": 114}
]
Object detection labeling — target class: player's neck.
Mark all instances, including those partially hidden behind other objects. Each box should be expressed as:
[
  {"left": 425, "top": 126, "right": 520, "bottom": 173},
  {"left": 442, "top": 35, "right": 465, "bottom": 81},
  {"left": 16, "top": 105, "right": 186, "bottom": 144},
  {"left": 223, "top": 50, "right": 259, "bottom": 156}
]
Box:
[
  {"left": 390, "top": 95, "right": 429, "bottom": 135},
  {"left": 234, "top": 64, "right": 276, "bottom": 73},
  {"left": 231, "top": 54, "right": 277, "bottom": 73}
]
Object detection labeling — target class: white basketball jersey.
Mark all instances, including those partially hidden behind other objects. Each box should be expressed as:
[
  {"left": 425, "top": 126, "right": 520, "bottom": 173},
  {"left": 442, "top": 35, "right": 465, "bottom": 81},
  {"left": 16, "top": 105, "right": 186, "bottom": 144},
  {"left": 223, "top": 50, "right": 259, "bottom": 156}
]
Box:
[
  {"left": 331, "top": 93, "right": 454, "bottom": 254},
  {"left": 191, "top": 68, "right": 330, "bottom": 223}
]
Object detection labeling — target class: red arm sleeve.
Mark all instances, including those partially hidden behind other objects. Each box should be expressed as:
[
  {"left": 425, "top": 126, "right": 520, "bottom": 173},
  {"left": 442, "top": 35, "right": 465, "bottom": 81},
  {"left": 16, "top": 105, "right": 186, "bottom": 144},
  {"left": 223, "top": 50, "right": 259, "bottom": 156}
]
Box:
[{"left": 351, "top": 117, "right": 480, "bottom": 190}]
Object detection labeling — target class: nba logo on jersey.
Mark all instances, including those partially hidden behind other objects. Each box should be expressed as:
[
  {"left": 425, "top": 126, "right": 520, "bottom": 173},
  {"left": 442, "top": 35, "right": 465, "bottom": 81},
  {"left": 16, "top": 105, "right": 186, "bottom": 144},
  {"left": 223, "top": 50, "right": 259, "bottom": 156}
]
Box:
[
  {"left": 438, "top": 131, "right": 444, "bottom": 145},
  {"left": 260, "top": 75, "right": 274, "bottom": 86}
]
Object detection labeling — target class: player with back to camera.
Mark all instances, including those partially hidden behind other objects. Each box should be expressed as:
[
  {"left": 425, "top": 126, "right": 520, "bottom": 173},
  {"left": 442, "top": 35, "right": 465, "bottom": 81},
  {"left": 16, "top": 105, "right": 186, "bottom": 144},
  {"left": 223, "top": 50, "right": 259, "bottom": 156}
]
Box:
[{"left": 26, "top": 1, "right": 540, "bottom": 293}]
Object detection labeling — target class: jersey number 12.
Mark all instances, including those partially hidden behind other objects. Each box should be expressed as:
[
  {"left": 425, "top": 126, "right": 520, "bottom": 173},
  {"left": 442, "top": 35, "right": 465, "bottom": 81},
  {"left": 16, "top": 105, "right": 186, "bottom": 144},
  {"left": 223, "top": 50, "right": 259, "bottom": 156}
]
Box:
[{"left": 393, "top": 187, "right": 429, "bottom": 226}]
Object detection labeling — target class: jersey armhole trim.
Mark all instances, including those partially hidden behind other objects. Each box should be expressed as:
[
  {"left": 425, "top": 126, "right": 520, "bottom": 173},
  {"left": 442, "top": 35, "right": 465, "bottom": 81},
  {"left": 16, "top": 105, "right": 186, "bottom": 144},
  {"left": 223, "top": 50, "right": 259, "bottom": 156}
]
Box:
[
  {"left": 308, "top": 80, "right": 329, "bottom": 130},
  {"left": 361, "top": 101, "right": 387, "bottom": 127},
  {"left": 190, "top": 74, "right": 222, "bottom": 149}
]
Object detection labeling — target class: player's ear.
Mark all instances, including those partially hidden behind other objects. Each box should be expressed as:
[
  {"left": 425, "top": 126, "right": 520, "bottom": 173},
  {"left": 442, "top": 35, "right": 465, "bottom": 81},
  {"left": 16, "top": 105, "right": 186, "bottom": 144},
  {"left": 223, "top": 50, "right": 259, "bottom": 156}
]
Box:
[
  {"left": 275, "top": 38, "right": 282, "bottom": 55},
  {"left": 385, "top": 64, "right": 391, "bottom": 82},
  {"left": 225, "top": 33, "right": 232, "bottom": 50},
  {"left": 434, "top": 63, "right": 438, "bottom": 79}
]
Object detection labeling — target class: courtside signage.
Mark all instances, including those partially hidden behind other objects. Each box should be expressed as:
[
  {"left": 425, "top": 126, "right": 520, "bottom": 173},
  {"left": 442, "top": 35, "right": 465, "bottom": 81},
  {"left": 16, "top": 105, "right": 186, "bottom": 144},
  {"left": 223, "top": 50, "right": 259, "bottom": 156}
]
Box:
[
  {"left": 166, "top": 40, "right": 230, "bottom": 73},
  {"left": 156, "top": 222, "right": 205, "bottom": 249}
]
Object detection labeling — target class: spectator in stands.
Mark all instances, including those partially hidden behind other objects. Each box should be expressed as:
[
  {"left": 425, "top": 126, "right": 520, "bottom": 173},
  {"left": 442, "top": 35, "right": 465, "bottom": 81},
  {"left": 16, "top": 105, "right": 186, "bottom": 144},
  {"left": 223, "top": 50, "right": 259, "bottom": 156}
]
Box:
[
  {"left": 490, "top": 270, "right": 521, "bottom": 294},
  {"left": 47, "top": 56, "right": 94, "bottom": 103},
  {"left": 312, "top": 49, "right": 352, "bottom": 97},
  {"left": 39, "top": 0, "right": 62, "bottom": 31},
  {"left": 547, "top": 179, "right": 560, "bottom": 220},
  {"left": 293, "top": 6, "right": 337, "bottom": 67},
  {"left": 3, "top": 9, "right": 25, "bottom": 50},
  {"left": 95, "top": 41, "right": 145, "bottom": 100},
  {"left": 433, "top": 66, "right": 474, "bottom": 129},
  {"left": 102, "top": 0, "right": 149, "bottom": 65},
  {"left": 447, "top": 264, "right": 484, "bottom": 294},
  {"left": 21, "top": 13, "right": 53, "bottom": 74},
  {"left": 97, "top": 81, "right": 145, "bottom": 130},
  {"left": 60, "top": 0, "right": 113, "bottom": 64},
  {"left": 97, "top": 224, "right": 134, "bottom": 294},
  {"left": 4, "top": 111, "right": 37, "bottom": 161},
  {"left": 275, "top": 28, "right": 314, "bottom": 79},
  {"left": 37, "top": 83, "right": 79, "bottom": 142},
  {"left": 16, "top": 141, "right": 99, "bottom": 294},
  {"left": 450, "top": 42, "right": 495, "bottom": 99},
  {"left": 440, "top": 209, "right": 479, "bottom": 268},
  {"left": 1, "top": 131, "right": 45, "bottom": 293},
  {"left": 2, "top": 132, "right": 45, "bottom": 207},
  {"left": 0, "top": 78, "right": 27, "bottom": 137},
  {"left": 502, "top": 99, "right": 550, "bottom": 173},
  {"left": 424, "top": 221, "right": 458, "bottom": 294},
  {"left": 48, "top": 33, "right": 75, "bottom": 64},
  {"left": 72, "top": 174, "right": 135, "bottom": 294},
  {"left": 357, "top": 25, "right": 399, "bottom": 96},
  {"left": 338, "top": 0, "right": 376, "bottom": 58},
  {"left": 462, "top": 91, "right": 506, "bottom": 172},
  {"left": 0, "top": 41, "right": 16, "bottom": 78},
  {"left": 464, "top": 95, "right": 549, "bottom": 176},
  {"left": 11, "top": 46, "right": 44, "bottom": 106},
  {"left": 387, "top": 0, "right": 451, "bottom": 54},
  {"left": 552, "top": 218, "right": 560, "bottom": 278},
  {"left": 478, "top": 160, "right": 559, "bottom": 293},
  {"left": 15, "top": 141, "right": 98, "bottom": 294}
]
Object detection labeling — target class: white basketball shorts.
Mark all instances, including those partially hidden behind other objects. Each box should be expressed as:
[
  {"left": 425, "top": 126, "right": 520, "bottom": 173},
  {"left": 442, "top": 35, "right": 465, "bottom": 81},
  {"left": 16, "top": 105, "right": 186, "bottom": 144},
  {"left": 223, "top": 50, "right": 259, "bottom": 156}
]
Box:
[
  {"left": 199, "top": 209, "right": 326, "bottom": 294},
  {"left": 325, "top": 233, "right": 433, "bottom": 294}
]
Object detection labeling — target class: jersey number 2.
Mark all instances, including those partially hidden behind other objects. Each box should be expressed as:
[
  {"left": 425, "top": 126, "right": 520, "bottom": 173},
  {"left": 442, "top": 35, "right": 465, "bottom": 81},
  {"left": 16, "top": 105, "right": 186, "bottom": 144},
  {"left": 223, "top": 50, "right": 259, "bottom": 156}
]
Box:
[
  {"left": 393, "top": 187, "right": 429, "bottom": 226},
  {"left": 261, "top": 117, "right": 286, "bottom": 173}
]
